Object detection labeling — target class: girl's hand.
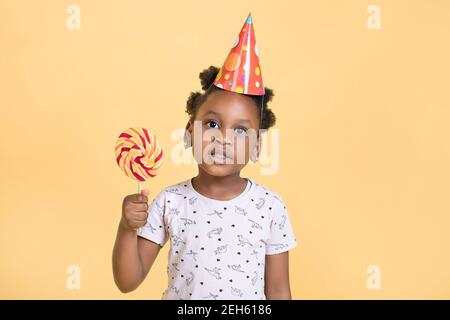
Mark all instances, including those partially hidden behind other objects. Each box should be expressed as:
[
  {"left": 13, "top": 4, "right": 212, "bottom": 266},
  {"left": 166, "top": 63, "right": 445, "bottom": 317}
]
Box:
[{"left": 120, "top": 189, "right": 150, "bottom": 231}]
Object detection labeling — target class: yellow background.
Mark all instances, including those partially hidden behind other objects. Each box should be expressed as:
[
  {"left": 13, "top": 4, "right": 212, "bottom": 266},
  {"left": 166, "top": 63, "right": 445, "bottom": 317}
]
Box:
[{"left": 1, "top": 0, "right": 449, "bottom": 299}]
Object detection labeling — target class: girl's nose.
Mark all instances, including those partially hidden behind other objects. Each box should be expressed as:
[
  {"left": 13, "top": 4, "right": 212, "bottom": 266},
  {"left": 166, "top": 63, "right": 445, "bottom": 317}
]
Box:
[{"left": 214, "top": 130, "right": 233, "bottom": 145}]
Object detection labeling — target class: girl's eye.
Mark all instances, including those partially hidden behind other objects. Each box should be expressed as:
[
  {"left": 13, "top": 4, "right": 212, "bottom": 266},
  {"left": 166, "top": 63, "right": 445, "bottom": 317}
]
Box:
[
  {"left": 206, "top": 120, "right": 220, "bottom": 129},
  {"left": 234, "top": 127, "right": 248, "bottom": 136}
]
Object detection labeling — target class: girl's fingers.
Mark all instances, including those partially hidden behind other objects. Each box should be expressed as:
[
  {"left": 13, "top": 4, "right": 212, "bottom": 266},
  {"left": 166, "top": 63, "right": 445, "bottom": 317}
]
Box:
[
  {"left": 140, "top": 189, "right": 150, "bottom": 197},
  {"left": 130, "top": 220, "right": 146, "bottom": 229},
  {"left": 128, "top": 203, "right": 148, "bottom": 211},
  {"left": 131, "top": 193, "right": 148, "bottom": 203},
  {"left": 132, "top": 211, "right": 148, "bottom": 220}
]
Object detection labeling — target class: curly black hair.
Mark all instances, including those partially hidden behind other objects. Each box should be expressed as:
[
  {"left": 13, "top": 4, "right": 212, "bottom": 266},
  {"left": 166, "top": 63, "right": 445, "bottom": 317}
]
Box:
[{"left": 185, "top": 66, "right": 276, "bottom": 130}]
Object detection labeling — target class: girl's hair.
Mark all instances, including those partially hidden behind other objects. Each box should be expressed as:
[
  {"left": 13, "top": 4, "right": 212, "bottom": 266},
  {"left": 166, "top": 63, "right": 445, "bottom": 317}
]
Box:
[{"left": 185, "top": 66, "right": 276, "bottom": 130}]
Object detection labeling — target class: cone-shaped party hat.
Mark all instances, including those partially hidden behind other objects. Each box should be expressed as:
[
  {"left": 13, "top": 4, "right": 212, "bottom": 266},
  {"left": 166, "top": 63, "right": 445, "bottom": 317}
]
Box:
[{"left": 213, "top": 13, "right": 265, "bottom": 96}]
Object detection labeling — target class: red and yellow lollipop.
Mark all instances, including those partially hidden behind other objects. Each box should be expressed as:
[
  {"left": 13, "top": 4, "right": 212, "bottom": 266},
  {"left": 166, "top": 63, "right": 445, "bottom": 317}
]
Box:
[{"left": 115, "top": 127, "right": 163, "bottom": 190}]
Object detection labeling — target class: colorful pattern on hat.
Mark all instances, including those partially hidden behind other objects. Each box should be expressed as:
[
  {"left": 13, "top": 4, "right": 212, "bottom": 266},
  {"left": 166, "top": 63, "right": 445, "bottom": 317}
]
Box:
[{"left": 213, "top": 13, "right": 265, "bottom": 96}]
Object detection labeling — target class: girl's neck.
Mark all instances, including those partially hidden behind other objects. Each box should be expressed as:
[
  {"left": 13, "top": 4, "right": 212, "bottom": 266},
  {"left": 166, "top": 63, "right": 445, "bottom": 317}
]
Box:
[{"left": 191, "top": 168, "right": 248, "bottom": 201}]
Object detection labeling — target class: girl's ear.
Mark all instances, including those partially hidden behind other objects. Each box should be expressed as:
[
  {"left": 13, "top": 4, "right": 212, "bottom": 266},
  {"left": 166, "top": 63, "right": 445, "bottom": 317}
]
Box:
[
  {"left": 251, "top": 135, "right": 262, "bottom": 163},
  {"left": 183, "top": 120, "right": 193, "bottom": 149}
]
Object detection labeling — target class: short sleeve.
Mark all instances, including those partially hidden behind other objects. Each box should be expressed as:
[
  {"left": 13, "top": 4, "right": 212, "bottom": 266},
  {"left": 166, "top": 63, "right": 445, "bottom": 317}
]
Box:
[
  {"left": 265, "top": 193, "right": 298, "bottom": 255},
  {"left": 137, "top": 190, "right": 168, "bottom": 247}
]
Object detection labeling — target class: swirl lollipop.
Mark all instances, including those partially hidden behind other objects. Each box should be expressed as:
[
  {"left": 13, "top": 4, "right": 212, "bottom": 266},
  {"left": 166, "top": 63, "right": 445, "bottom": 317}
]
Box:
[{"left": 115, "top": 127, "right": 163, "bottom": 191}]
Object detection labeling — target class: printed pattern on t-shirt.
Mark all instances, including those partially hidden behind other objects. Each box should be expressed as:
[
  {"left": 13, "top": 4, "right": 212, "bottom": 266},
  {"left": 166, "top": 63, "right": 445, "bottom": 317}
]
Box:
[{"left": 137, "top": 178, "right": 297, "bottom": 300}]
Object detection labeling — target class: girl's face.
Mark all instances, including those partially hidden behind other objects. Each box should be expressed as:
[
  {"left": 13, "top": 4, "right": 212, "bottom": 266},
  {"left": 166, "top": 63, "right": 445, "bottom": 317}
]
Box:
[{"left": 187, "top": 90, "right": 261, "bottom": 177}]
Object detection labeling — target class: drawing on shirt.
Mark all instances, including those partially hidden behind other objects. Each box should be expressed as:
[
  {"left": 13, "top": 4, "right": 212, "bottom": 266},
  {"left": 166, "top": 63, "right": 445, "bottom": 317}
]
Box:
[
  {"left": 207, "top": 210, "right": 224, "bottom": 219},
  {"left": 204, "top": 267, "right": 222, "bottom": 280},
  {"left": 202, "top": 292, "right": 219, "bottom": 300},
  {"left": 185, "top": 272, "right": 194, "bottom": 286},
  {"left": 278, "top": 215, "right": 287, "bottom": 230},
  {"left": 227, "top": 264, "right": 245, "bottom": 273},
  {"left": 188, "top": 196, "right": 197, "bottom": 205},
  {"left": 172, "top": 235, "right": 186, "bottom": 246},
  {"left": 186, "top": 249, "right": 198, "bottom": 261},
  {"left": 269, "top": 243, "right": 289, "bottom": 250},
  {"left": 144, "top": 222, "right": 156, "bottom": 233},
  {"left": 273, "top": 194, "right": 283, "bottom": 204},
  {"left": 167, "top": 188, "right": 183, "bottom": 196},
  {"left": 207, "top": 227, "right": 223, "bottom": 238},
  {"left": 214, "top": 244, "right": 228, "bottom": 255},
  {"left": 171, "top": 262, "right": 180, "bottom": 271},
  {"left": 255, "top": 197, "right": 265, "bottom": 209},
  {"left": 235, "top": 205, "right": 248, "bottom": 216},
  {"left": 170, "top": 285, "right": 180, "bottom": 295},
  {"left": 248, "top": 219, "right": 263, "bottom": 230},
  {"left": 251, "top": 271, "right": 258, "bottom": 286},
  {"left": 168, "top": 207, "right": 180, "bottom": 215},
  {"left": 155, "top": 202, "right": 164, "bottom": 213},
  {"left": 231, "top": 287, "right": 243, "bottom": 297},
  {"left": 250, "top": 249, "right": 259, "bottom": 260},
  {"left": 237, "top": 234, "right": 253, "bottom": 247},
  {"left": 180, "top": 218, "right": 196, "bottom": 226}
]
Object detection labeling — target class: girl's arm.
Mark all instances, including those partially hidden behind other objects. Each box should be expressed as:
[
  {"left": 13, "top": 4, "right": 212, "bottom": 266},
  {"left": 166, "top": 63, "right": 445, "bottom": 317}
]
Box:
[
  {"left": 264, "top": 251, "right": 292, "bottom": 299},
  {"left": 112, "top": 191, "right": 161, "bottom": 293},
  {"left": 112, "top": 222, "right": 161, "bottom": 293}
]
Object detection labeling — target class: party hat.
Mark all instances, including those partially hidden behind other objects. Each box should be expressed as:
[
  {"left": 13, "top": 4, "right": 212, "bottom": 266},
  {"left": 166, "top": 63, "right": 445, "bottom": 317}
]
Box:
[{"left": 213, "top": 13, "right": 265, "bottom": 96}]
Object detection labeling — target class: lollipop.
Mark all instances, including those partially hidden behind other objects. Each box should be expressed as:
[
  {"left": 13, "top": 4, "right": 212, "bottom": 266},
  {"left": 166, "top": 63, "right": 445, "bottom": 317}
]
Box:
[{"left": 115, "top": 127, "right": 163, "bottom": 191}]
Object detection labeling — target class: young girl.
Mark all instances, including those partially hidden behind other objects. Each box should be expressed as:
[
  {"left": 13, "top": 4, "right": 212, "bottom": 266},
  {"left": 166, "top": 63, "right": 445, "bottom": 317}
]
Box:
[{"left": 113, "top": 14, "right": 297, "bottom": 300}]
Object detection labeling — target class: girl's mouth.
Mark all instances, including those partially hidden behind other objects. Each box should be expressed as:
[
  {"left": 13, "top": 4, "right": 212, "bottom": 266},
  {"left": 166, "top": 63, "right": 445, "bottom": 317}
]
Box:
[{"left": 209, "top": 148, "right": 233, "bottom": 164}]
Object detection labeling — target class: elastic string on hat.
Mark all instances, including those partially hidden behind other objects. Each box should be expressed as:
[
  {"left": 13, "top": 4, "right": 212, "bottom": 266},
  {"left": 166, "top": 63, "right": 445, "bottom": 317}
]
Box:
[
  {"left": 259, "top": 93, "right": 264, "bottom": 130},
  {"left": 205, "top": 82, "right": 215, "bottom": 94}
]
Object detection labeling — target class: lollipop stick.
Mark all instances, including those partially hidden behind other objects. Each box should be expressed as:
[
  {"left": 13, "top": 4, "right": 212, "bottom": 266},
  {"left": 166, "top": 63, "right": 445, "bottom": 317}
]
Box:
[{"left": 137, "top": 180, "right": 141, "bottom": 194}]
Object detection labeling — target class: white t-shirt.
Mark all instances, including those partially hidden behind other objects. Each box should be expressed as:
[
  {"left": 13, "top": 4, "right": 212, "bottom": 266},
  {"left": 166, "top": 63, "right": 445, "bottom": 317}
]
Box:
[{"left": 137, "top": 177, "right": 298, "bottom": 300}]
